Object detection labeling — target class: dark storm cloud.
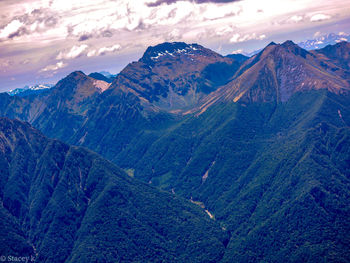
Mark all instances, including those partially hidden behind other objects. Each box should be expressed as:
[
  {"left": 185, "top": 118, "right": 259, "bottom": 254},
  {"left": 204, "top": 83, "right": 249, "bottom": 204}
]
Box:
[
  {"left": 77, "top": 30, "right": 113, "bottom": 42},
  {"left": 44, "top": 16, "right": 58, "bottom": 27},
  {"left": 78, "top": 34, "right": 92, "bottom": 41},
  {"left": 102, "top": 30, "right": 113, "bottom": 38},
  {"left": 8, "top": 27, "right": 28, "bottom": 39},
  {"left": 18, "top": 8, "right": 59, "bottom": 27},
  {"left": 147, "top": 0, "right": 241, "bottom": 7},
  {"left": 2, "top": 8, "right": 60, "bottom": 40}
]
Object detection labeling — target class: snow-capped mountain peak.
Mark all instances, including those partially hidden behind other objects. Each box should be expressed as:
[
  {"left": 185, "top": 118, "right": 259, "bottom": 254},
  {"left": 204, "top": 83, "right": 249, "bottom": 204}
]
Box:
[{"left": 8, "top": 84, "right": 54, "bottom": 96}]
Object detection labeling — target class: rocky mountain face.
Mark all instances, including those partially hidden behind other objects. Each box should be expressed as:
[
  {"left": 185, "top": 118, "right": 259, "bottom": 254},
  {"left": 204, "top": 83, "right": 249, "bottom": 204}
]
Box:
[
  {"left": 314, "top": 41, "right": 350, "bottom": 71},
  {"left": 197, "top": 41, "right": 350, "bottom": 111},
  {"left": 110, "top": 42, "right": 240, "bottom": 112},
  {"left": 0, "top": 117, "right": 227, "bottom": 263},
  {"left": 0, "top": 71, "right": 109, "bottom": 141},
  {"left": 0, "top": 41, "right": 350, "bottom": 262}
]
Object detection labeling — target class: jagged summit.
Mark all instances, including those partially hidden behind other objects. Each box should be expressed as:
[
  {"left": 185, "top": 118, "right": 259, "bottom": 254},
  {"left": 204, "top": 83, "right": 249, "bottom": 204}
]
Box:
[
  {"left": 55, "top": 70, "right": 109, "bottom": 93},
  {"left": 255, "top": 40, "right": 310, "bottom": 59},
  {"left": 110, "top": 41, "right": 236, "bottom": 110},
  {"left": 281, "top": 40, "right": 296, "bottom": 46},
  {"left": 195, "top": 40, "right": 350, "bottom": 110},
  {"left": 140, "top": 42, "right": 203, "bottom": 63},
  {"left": 267, "top": 41, "right": 277, "bottom": 46},
  {"left": 64, "top": 70, "right": 86, "bottom": 80}
]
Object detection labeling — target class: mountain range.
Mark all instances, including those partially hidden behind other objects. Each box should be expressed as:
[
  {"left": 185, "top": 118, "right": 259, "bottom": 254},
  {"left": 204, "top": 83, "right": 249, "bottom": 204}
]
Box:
[
  {"left": 7, "top": 84, "right": 54, "bottom": 97},
  {"left": 237, "top": 32, "right": 350, "bottom": 57},
  {"left": 298, "top": 32, "right": 350, "bottom": 50},
  {"left": 0, "top": 40, "right": 349, "bottom": 262}
]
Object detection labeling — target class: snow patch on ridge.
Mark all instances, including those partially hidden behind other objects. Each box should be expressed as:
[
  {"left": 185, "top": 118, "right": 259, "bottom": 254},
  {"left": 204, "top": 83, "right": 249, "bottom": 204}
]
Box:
[
  {"left": 8, "top": 84, "right": 54, "bottom": 96},
  {"left": 150, "top": 45, "right": 200, "bottom": 61}
]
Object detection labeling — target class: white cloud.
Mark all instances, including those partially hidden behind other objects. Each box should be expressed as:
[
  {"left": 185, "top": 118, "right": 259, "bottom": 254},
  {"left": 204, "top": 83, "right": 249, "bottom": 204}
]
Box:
[
  {"left": 0, "top": 20, "right": 23, "bottom": 39},
  {"left": 168, "top": 28, "right": 181, "bottom": 40},
  {"left": 1, "top": 0, "right": 350, "bottom": 89},
  {"left": 202, "top": 4, "right": 236, "bottom": 20},
  {"left": 313, "top": 31, "right": 321, "bottom": 38},
  {"left": 310, "top": 13, "right": 331, "bottom": 22},
  {"left": 216, "top": 26, "right": 235, "bottom": 36},
  {"left": 335, "top": 37, "right": 348, "bottom": 42},
  {"left": 230, "top": 33, "right": 240, "bottom": 43},
  {"left": 87, "top": 50, "right": 97, "bottom": 57},
  {"left": 40, "top": 61, "right": 67, "bottom": 72},
  {"left": 98, "top": 44, "right": 121, "bottom": 55},
  {"left": 87, "top": 44, "right": 121, "bottom": 57},
  {"left": 289, "top": 15, "right": 303, "bottom": 23},
  {"left": 231, "top": 49, "right": 243, "bottom": 54},
  {"left": 230, "top": 33, "right": 266, "bottom": 43},
  {"left": 57, "top": 45, "right": 88, "bottom": 59}
]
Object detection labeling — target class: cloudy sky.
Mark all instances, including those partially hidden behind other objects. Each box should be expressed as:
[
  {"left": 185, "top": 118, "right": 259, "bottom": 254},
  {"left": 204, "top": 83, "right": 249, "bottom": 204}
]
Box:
[{"left": 0, "top": 0, "right": 349, "bottom": 91}]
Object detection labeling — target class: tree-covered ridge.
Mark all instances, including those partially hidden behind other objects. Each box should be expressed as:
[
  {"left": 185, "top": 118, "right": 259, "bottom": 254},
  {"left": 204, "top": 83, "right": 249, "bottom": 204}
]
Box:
[
  {"left": 120, "top": 90, "right": 350, "bottom": 262},
  {"left": 0, "top": 117, "right": 227, "bottom": 263}
]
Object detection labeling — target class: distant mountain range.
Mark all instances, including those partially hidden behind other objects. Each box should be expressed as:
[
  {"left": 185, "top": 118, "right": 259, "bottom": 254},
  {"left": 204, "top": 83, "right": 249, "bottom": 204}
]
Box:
[
  {"left": 7, "top": 84, "right": 54, "bottom": 97},
  {"left": 235, "top": 32, "right": 350, "bottom": 57},
  {"left": 6, "top": 71, "right": 117, "bottom": 97},
  {"left": 98, "top": 70, "right": 117, "bottom": 79},
  {"left": 88, "top": 71, "right": 117, "bottom": 83},
  {"left": 298, "top": 32, "right": 350, "bottom": 50},
  {"left": 0, "top": 40, "right": 349, "bottom": 262}
]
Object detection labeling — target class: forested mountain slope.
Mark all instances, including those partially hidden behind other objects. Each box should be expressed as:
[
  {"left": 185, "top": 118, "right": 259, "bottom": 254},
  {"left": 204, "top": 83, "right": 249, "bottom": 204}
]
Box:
[
  {"left": 0, "top": 117, "right": 227, "bottom": 263},
  {"left": 122, "top": 90, "right": 350, "bottom": 262}
]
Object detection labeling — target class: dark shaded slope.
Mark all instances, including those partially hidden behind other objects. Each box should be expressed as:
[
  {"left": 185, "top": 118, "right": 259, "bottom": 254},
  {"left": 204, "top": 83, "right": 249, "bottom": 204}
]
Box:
[
  {"left": 219, "top": 92, "right": 350, "bottom": 262},
  {"left": 0, "top": 118, "right": 227, "bottom": 263},
  {"left": 225, "top": 53, "right": 249, "bottom": 63},
  {"left": 315, "top": 41, "right": 350, "bottom": 71},
  {"left": 88, "top": 72, "right": 114, "bottom": 83},
  {"left": 0, "top": 204, "right": 34, "bottom": 259}
]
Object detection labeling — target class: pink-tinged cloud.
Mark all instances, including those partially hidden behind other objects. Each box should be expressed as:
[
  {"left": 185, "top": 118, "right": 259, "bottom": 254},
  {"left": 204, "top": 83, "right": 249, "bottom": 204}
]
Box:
[{"left": 147, "top": 0, "right": 240, "bottom": 7}]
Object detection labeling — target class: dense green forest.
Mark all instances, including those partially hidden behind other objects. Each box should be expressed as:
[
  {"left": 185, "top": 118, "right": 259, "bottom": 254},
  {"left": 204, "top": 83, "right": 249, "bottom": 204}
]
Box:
[{"left": 0, "top": 118, "right": 227, "bottom": 262}]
